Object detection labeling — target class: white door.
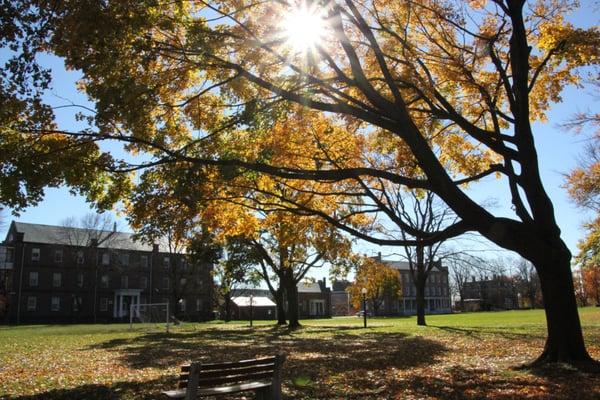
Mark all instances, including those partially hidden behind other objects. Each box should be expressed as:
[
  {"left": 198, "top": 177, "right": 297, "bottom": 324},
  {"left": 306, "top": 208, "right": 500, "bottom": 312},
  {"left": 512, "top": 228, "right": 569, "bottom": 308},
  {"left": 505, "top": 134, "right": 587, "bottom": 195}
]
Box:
[{"left": 310, "top": 300, "right": 325, "bottom": 316}]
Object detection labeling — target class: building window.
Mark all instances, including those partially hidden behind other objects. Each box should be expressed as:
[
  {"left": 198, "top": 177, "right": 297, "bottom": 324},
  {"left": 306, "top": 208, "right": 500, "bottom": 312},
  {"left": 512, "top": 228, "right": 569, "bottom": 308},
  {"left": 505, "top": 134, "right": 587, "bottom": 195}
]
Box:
[
  {"left": 101, "top": 275, "right": 109, "bottom": 288},
  {"left": 163, "top": 277, "right": 169, "bottom": 290},
  {"left": 121, "top": 275, "right": 128, "bottom": 289},
  {"left": 102, "top": 252, "right": 110, "bottom": 266},
  {"left": 73, "top": 297, "right": 82, "bottom": 312},
  {"left": 54, "top": 249, "right": 63, "bottom": 264},
  {"left": 52, "top": 272, "right": 62, "bottom": 288},
  {"left": 51, "top": 296, "right": 60, "bottom": 311},
  {"left": 119, "top": 252, "right": 129, "bottom": 266},
  {"left": 140, "top": 255, "right": 148, "bottom": 269},
  {"left": 163, "top": 256, "right": 170, "bottom": 268},
  {"left": 196, "top": 298, "right": 202, "bottom": 312},
  {"left": 140, "top": 276, "right": 148, "bottom": 290},
  {"left": 27, "top": 296, "right": 37, "bottom": 311},
  {"left": 179, "top": 299, "right": 186, "bottom": 312},
  {"left": 99, "top": 298, "right": 108, "bottom": 312},
  {"left": 77, "top": 272, "right": 84, "bottom": 288},
  {"left": 31, "top": 248, "right": 40, "bottom": 262},
  {"left": 77, "top": 250, "right": 85, "bottom": 265},
  {"left": 29, "top": 272, "right": 38, "bottom": 287}
]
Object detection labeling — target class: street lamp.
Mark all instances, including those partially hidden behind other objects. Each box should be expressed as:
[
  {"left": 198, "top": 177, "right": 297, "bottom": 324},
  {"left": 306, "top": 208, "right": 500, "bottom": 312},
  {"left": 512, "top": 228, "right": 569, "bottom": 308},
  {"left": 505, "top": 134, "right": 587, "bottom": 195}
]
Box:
[
  {"left": 249, "top": 294, "right": 254, "bottom": 327},
  {"left": 361, "top": 287, "right": 368, "bottom": 328}
]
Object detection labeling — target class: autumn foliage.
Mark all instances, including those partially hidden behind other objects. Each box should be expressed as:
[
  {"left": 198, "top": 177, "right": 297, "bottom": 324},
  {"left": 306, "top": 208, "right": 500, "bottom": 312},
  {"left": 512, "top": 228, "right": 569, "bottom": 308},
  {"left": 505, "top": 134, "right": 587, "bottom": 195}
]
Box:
[{"left": 348, "top": 257, "right": 402, "bottom": 316}]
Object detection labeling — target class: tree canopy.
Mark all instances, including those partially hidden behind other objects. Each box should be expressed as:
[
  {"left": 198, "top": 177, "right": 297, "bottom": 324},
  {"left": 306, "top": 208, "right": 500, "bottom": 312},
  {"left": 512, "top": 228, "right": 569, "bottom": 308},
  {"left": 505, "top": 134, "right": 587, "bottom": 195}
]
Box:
[{"left": 2, "top": 0, "right": 600, "bottom": 365}]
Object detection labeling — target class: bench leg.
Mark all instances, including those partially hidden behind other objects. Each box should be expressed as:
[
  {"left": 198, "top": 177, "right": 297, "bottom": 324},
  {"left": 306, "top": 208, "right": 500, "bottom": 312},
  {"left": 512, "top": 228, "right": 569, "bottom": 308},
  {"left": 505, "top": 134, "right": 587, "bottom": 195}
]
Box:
[{"left": 255, "top": 387, "right": 269, "bottom": 400}]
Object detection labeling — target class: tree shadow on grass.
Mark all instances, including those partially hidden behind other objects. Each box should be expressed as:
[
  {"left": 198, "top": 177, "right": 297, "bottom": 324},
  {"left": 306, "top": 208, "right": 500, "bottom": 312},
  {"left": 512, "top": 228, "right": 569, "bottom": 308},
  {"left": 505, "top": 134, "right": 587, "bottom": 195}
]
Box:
[
  {"left": 391, "top": 364, "right": 600, "bottom": 400},
  {"left": 7, "top": 376, "right": 170, "bottom": 400},
  {"left": 81, "top": 328, "right": 448, "bottom": 399},
  {"left": 431, "top": 325, "right": 545, "bottom": 341}
]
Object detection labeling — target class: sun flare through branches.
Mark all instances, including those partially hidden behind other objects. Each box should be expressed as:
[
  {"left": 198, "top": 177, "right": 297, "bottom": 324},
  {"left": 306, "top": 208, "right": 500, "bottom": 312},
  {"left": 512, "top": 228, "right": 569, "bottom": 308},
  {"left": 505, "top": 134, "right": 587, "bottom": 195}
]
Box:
[{"left": 281, "top": 1, "right": 328, "bottom": 56}]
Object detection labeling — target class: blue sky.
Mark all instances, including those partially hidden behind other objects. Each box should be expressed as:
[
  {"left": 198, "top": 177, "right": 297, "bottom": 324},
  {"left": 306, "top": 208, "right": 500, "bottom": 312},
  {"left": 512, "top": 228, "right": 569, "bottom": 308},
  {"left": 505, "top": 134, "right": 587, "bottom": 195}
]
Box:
[{"left": 1, "top": 3, "right": 599, "bottom": 279}]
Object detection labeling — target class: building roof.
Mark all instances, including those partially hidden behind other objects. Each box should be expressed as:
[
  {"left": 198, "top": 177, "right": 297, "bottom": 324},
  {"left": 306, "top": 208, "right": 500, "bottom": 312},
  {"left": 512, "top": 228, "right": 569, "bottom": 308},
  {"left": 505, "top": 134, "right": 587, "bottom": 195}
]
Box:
[
  {"left": 7, "top": 221, "right": 156, "bottom": 252},
  {"left": 331, "top": 280, "right": 351, "bottom": 292},
  {"left": 232, "top": 296, "right": 276, "bottom": 307},
  {"left": 382, "top": 260, "right": 447, "bottom": 272},
  {"left": 298, "top": 281, "right": 324, "bottom": 293}
]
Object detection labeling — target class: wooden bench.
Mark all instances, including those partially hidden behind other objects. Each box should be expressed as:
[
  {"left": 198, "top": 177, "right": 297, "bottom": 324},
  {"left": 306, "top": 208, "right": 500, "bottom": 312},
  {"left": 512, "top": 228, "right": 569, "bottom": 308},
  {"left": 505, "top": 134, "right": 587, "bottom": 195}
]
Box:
[{"left": 163, "top": 355, "right": 286, "bottom": 400}]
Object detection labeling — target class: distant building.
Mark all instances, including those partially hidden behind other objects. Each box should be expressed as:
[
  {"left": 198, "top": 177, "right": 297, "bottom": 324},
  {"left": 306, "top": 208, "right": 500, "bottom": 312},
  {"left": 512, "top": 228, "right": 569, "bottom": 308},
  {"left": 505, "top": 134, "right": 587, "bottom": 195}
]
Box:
[
  {"left": 462, "top": 275, "right": 518, "bottom": 311},
  {"left": 232, "top": 278, "right": 333, "bottom": 319},
  {"left": 0, "top": 221, "right": 213, "bottom": 324},
  {"left": 375, "top": 255, "right": 452, "bottom": 316},
  {"left": 231, "top": 296, "right": 277, "bottom": 320},
  {"left": 330, "top": 280, "right": 356, "bottom": 316},
  {"left": 297, "top": 279, "right": 331, "bottom": 318}
]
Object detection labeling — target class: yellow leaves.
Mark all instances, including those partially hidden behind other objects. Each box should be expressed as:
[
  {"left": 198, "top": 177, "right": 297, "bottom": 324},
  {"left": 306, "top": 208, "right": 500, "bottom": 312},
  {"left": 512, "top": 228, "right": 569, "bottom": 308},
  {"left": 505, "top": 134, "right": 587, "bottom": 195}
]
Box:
[
  {"left": 468, "top": 0, "right": 488, "bottom": 10},
  {"left": 348, "top": 257, "right": 402, "bottom": 309}
]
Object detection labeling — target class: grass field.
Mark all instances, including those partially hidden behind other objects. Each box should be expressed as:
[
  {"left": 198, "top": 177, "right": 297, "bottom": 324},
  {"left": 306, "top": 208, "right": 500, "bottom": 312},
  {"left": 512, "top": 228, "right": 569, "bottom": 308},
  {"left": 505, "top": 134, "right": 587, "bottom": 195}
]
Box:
[{"left": 1, "top": 308, "right": 600, "bottom": 399}]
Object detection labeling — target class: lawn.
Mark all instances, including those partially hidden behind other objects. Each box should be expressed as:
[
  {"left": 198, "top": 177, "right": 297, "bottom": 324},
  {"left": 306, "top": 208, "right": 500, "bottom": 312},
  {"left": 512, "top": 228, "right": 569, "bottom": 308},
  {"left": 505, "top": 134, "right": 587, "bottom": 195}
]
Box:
[{"left": 1, "top": 308, "right": 600, "bottom": 399}]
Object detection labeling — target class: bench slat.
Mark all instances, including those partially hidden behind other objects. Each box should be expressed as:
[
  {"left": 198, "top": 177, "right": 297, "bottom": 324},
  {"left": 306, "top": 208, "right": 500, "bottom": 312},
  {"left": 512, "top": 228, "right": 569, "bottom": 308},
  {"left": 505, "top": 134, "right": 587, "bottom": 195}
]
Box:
[
  {"left": 179, "top": 363, "right": 275, "bottom": 383},
  {"left": 164, "top": 381, "right": 271, "bottom": 399},
  {"left": 169, "top": 355, "right": 285, "bottom": 399},
  {"left": 180, "top": 356, "right": 276, "bottom": 372},
  {"left": 197, "top": 371, "right": 274, "bottom": 387}
]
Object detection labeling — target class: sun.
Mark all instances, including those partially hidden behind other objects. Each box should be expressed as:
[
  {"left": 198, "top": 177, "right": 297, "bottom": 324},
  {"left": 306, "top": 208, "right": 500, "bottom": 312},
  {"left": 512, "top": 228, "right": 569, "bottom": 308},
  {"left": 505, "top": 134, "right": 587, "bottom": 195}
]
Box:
[{"left": 281, "top": 2, "right": 327, "bottom": 54}]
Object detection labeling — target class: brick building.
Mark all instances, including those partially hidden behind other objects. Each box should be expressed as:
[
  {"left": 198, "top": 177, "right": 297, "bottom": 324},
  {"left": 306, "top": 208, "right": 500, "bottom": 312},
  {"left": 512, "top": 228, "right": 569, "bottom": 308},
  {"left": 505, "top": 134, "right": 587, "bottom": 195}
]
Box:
[
  {"left": 376, "top": 256, "right": 452, "bottom": 315},
  {"left": 330, "top": 280, "right": 357, "bottom": 316},
  {"left": 462, "top": 275, "right": 519, "bottom": 311},
  {"left": 232, "top": 278, "right": 332, "bottom": 319},
  {"left": 297, "top": 279, "right": 331, "bottom": 318},
  {"left": 0, "top": 222, "right": 213, "bottom": 324}
]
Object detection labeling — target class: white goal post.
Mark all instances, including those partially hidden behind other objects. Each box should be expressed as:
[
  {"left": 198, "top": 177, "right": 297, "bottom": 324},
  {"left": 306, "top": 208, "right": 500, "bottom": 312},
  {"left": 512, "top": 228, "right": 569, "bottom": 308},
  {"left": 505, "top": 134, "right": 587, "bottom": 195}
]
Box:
[{"left": 130, "top": 302, "right": 170, "bottom": 332}]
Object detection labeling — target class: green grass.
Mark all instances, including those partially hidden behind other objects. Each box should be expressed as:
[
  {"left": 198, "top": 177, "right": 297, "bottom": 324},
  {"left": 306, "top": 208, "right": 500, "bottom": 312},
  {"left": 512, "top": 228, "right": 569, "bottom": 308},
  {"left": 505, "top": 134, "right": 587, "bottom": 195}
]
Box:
[{"left": 1, "top": 308, "right": 600, "bottom": 399}]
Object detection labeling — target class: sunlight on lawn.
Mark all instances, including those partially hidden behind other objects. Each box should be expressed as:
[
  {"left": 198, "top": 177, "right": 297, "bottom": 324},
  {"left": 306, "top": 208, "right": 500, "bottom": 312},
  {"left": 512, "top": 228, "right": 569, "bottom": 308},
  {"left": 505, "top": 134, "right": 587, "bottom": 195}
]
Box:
[{"left": 1, "top": 308, "right": 599, "bottom": 399}]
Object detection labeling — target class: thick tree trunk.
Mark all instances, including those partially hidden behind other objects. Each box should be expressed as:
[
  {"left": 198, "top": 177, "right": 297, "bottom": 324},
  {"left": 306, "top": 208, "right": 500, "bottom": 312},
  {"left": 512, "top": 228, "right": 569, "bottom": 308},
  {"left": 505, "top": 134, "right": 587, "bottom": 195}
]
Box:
[
  {"left": 274, "top": 287, "right": 287, "bottom": 325},
  {"left": 282, "top": 270, "right": 300, "bottom": 329},
  {"left": 415, "top": 246, "right": 427, "bottom": 326},
  {"left": 223, "top": 295, "right": 232, "bottom": 322},
  {"left": 531, "top": 252, "right": 593, "bottom": 365},
  {"left": 415, "top": 282, "right": 426, "bottom": 326},
  {"left": 286, "top": 285, "right": 300, "bottom": 329}
]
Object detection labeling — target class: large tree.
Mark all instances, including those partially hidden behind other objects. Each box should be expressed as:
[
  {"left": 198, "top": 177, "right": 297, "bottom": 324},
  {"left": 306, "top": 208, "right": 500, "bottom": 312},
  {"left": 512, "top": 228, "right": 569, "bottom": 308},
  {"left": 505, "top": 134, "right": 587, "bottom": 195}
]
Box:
[{"left": 4, "top": 0, "right": 600, "bottom": 365}]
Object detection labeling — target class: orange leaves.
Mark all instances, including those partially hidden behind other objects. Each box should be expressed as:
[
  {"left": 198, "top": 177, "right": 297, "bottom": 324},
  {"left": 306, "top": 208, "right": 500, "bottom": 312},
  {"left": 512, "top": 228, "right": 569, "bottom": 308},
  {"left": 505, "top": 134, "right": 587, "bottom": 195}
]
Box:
[{"left": 348, "top": 257, "right": 402, "bottom": 310}]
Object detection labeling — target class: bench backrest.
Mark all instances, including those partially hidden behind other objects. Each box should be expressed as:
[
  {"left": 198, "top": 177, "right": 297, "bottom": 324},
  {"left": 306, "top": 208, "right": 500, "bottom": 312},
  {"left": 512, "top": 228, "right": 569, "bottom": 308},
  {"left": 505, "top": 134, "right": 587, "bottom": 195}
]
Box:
[{"left": 178, "top": 355, "right": 285, "bottom": 398}]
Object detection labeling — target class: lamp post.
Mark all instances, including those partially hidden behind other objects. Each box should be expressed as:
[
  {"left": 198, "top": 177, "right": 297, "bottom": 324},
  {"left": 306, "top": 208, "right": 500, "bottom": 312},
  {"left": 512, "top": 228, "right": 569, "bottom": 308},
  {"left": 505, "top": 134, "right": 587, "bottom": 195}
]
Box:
[
  {"left": 361, "top": 287, "right": 368, "bottom": 328},
  {"left": 249, "top": 294, "right": 254, "bottom": 327}
]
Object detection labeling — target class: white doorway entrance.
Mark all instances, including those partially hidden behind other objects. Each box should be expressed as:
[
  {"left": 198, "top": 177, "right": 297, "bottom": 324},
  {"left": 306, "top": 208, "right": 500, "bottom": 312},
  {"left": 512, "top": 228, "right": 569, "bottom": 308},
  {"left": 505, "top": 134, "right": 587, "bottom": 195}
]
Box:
[
  {"left": 113, "top": 289, "right": 141, "bottom": 319},
  {"left": 309, "top": 299, "right": 325, "bottom": 316}
]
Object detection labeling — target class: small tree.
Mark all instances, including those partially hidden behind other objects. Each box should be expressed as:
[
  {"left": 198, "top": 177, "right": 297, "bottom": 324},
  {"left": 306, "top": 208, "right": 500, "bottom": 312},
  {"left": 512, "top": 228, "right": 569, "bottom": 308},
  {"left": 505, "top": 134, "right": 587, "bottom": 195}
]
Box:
[
  {"left": 447, "top": 253, "right": 484, "bottom": 311},
  {"left": 348, "top": 257, "right": 402, "bottom": 316},
  {"left": 57, "top": 213, "right": 118, "bottom": 322},
  {"left": 209, "top": 237, "right": 261, "bottom": 321},
  {"left": 582, "top": 265, "right": 600, "bottom": 306},
  {"left": 513, "top": 259, "right": 542, "bottom": 309},
  {"left": 572, "top": 268, "right": 589, "bottom": 307}
]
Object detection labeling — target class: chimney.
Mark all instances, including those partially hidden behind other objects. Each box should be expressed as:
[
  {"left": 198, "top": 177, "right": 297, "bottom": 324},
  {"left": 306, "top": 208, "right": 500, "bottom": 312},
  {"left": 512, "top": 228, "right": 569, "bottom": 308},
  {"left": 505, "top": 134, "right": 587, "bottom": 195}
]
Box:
[
  {"left": 113, "top": 222, "right": 117, "bottom": 232},
  {"left": 378, "top": 251, "right": 382, "bottom": 261},
  {"left": 152, "top": 244, "right": 159, "bottom": 252}
]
